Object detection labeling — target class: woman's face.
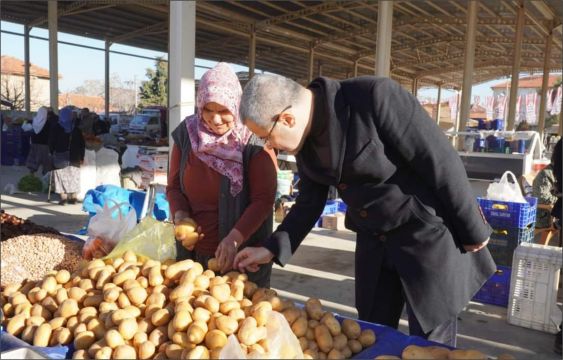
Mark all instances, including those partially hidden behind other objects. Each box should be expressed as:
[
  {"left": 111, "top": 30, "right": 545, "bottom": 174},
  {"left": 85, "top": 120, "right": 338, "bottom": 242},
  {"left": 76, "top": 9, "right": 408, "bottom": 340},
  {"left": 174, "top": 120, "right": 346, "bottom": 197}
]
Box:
[{"left": 201, "top": 102, "right": 235, "bottom": 135}]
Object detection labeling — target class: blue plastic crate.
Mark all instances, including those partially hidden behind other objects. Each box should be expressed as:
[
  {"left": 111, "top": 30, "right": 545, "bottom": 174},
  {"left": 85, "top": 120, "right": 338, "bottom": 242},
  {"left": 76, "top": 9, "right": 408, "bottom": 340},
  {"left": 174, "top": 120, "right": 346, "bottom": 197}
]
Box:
[
  {"left": 472, "top": 265, "right": 511, "bottom": 307},
  {"left": 478, "top": 196, "right": 537, "bottom": 229},
  {"left": 337, "top": 199, "right": 347, "bottom": 212},
  {"left": 487, "top": 226, "right": 534, "bottom": 266},
  {"left": 315, "top": 200, "right": 339, "bottom": 227}
]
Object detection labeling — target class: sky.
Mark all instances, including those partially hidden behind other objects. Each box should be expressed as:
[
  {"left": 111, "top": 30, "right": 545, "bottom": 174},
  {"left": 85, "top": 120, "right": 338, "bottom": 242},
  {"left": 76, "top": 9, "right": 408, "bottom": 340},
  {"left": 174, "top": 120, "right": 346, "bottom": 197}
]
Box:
[{"left": 0, "top": 20, "right": 545, "bottom": 103}]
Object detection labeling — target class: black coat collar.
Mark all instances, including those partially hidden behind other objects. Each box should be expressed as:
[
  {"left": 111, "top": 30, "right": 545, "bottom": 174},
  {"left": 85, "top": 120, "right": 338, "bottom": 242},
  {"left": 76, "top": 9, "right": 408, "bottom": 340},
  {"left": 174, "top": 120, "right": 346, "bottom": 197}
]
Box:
[{"left": 297, "top": 77, "right": 349, "bottom": 186}]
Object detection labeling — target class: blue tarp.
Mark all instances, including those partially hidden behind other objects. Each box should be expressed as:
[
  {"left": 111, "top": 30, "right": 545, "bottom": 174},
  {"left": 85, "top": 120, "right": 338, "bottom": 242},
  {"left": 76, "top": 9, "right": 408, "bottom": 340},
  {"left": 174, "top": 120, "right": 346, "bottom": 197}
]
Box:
[{"left": 82, "top": 184, "right": 169, "bottom": 221}]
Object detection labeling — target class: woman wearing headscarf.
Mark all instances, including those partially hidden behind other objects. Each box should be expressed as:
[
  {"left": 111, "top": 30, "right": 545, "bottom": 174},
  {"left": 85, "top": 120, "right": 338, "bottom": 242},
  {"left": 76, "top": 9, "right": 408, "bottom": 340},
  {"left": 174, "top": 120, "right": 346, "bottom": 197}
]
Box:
[
  {"left": 26, "top": 106, "right": 56, "bottom": 174},
  {"left": 49, "top": 106, "right": 85, "bottom": 205},
  {"left": 166, "top": 63, "right": 277, "bottom": 287}
]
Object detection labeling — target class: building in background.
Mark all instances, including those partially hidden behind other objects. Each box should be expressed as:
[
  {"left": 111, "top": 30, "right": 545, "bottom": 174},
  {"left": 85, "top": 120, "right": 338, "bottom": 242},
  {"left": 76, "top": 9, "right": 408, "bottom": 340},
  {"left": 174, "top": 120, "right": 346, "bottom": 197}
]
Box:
[{"left": 1, "top": 55, "right": 59, "bottom": 111}]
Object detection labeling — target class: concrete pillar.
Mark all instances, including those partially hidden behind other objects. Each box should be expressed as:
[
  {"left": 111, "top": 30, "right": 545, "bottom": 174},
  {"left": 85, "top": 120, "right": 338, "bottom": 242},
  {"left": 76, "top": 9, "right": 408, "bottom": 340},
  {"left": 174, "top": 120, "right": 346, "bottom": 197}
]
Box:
[
  {"left": 353, "top": 60, "right": 359, "bottom": 77},
  {"left": 105, "top": 39, "right": 110, "bottom": 118},
  {"left": 24, "top": 25, "right": 31, "bottom": 114},
  {"left": 436, "top": 84, "right": 442, "bottom": 124},
  {"left": 457, "top": 0, "right": 478, "bottom": 133},
  {"left": 169, "top": 1, "right": 196, "bottom": 150},
  {"left": 375, "top": 0, "right": 393, "bottom": 77},
  {"left": 248, "top": 25, "right": 256, "bottom": 79},
  {"left": 506, "top": 1, "right": 525, "bottom": 131},
  {"left": 307, "top": 45, "right": 315, "bottom": 82},
  {"left": 48, "top": 1, "right": 58, "bottom": 112},
  {"left": 537, "top": 29, "right": 553, "bottom": 139}
]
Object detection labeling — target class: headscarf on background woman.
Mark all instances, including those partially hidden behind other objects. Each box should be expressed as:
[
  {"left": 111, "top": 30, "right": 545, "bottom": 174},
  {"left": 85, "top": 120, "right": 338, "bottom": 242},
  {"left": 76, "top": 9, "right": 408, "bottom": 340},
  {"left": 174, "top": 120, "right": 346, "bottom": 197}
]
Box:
[
  {"left": 58, "top": 107, "right": 74, "bottom": 134},
  {"left": 186, "top": 62, "right": 251, "bottom": 196},
  {"left": 32, "top": 106, "right": 48, "bottom": 134}
]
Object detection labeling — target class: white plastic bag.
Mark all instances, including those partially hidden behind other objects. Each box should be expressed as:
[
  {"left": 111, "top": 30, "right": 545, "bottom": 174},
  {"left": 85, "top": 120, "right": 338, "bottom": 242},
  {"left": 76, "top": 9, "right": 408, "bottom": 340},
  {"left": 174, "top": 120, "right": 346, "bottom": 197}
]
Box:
[
  {"left": 220, "top": 311, "right": 304, "bottom": 359},
  {"left": 486, "top": 171, "right": 527, "bottom": 203},
  {"left": 83, "top": 200, "right": 137, "bottom": 259}
]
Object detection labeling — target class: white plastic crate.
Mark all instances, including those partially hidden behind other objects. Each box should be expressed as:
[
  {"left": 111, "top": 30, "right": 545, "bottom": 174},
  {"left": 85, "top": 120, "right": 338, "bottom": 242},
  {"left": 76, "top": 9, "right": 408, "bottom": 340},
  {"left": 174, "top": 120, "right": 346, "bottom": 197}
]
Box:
[{"left": 508, "top": 243, "right": 562, "bottom": 334}]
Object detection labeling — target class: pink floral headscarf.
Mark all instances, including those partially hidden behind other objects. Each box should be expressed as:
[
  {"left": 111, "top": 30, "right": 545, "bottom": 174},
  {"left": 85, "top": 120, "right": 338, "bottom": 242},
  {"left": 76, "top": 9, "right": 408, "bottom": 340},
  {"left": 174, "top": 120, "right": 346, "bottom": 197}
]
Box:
[{"left": 186, "top": 63, "right": 251, "bottom": 196}]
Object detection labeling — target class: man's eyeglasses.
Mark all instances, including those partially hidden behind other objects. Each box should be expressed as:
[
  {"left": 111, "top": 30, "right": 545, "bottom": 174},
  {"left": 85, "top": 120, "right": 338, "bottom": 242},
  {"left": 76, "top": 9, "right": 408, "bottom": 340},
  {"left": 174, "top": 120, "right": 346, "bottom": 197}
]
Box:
[{"left": 262, "top": 105, "right": 292, "bottom": 143}]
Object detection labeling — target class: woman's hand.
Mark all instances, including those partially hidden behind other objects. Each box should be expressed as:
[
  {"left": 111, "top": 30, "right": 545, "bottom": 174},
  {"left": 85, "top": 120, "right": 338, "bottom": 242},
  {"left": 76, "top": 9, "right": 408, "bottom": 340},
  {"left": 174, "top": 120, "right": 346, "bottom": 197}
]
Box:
[{"left": 215, "top": 229, "right": 243, "bottom": 273}]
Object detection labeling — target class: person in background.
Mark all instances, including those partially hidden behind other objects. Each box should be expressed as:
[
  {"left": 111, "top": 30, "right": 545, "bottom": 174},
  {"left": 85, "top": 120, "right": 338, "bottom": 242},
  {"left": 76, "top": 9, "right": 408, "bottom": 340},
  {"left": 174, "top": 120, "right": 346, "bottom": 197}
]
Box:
[
  {"left": 78, "top": 107, "right": 95, "bottom": 135},
  {"left": 49, "top": 107, "right": 85, "bottom": 205},
  {"left": 26, "top": 106, "right": 56, "bottom": 175},
  {"left": 532, "top": 160, "right": 558, "bottom": 244},
  {"left": 234, "top": 74, "right": 495, "bottom": 346},
  {"left": 550, "top": 139, "right": 562, "bottom": 354},
  {"left": 166, "top": 63, "right": 277, "bottom": 288}
]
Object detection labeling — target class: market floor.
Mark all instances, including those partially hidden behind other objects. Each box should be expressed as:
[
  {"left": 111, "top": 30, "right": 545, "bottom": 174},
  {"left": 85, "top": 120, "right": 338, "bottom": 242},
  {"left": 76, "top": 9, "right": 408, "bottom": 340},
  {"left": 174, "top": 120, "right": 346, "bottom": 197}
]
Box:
[{"left": 1, "top": 165, "right": 561, "bottom": 359}]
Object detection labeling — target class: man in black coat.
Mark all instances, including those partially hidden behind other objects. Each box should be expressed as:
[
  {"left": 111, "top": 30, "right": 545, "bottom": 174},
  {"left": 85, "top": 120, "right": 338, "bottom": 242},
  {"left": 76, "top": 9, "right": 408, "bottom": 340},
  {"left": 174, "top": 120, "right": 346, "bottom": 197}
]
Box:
[{"left": 234, "top": 74, "right": 496, "bottom": 346}]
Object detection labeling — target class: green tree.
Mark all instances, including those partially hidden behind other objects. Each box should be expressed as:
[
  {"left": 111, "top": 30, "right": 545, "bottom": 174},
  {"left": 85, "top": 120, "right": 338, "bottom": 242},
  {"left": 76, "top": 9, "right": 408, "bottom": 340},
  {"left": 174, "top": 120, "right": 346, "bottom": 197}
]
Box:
[{"left": 139, "top": 57, "right": 167, "bottom": 107}]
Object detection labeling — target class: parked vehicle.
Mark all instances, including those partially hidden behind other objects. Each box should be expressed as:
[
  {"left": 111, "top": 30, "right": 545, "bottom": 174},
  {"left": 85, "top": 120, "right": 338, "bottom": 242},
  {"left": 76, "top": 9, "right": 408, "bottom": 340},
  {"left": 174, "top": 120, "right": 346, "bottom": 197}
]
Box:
[
  {"left": 128, "top": 114, "right": 161, "bottom": 138},
  {"left": 139, "top": 106, "right": 167, "bottom": 138}
]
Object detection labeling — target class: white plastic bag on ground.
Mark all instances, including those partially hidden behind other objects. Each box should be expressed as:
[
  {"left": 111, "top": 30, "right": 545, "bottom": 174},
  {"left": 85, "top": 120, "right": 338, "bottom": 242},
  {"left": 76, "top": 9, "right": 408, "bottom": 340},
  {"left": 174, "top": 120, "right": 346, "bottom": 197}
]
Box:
[
  {"left": 78, "top": 149, "right": 97, "bottom": 201},
  {"left": 83, "top": 200, "right": 137, "bottom": 259},
  {"left": 96, "top": 148, "right": 121, "bottom": 187},
  {"left": 220, "top": 311, "right": 304, "bottom": 359},
  {"left": 486, "top": 171, "right": 527, "bottom": 203}
]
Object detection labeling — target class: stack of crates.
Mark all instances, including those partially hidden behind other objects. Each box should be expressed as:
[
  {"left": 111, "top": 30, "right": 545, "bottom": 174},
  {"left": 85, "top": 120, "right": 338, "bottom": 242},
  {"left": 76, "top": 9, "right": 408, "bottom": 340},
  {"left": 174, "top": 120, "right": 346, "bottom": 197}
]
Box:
[
  {"left": 477, "top": 197, "right": 537, "bottom": 266},
  {"left": 473, "top": 197, "right": 537, "bottom": 307},
  {"left": 508, "top": 243, "right": 562, "bottom": 333}
]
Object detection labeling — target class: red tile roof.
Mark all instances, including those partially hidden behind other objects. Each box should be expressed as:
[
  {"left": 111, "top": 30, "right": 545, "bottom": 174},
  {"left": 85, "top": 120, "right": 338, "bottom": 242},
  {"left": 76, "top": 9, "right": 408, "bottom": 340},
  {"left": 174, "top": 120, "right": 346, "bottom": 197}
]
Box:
[
  {"left": 491, "top": 74, "right": 561, "bottom": 89},
  {"left": 0, "top": 55, "right": 60, "bottom": 79},
  {"left": 59, "top": 93, "right": 113, "bottom": 113}
]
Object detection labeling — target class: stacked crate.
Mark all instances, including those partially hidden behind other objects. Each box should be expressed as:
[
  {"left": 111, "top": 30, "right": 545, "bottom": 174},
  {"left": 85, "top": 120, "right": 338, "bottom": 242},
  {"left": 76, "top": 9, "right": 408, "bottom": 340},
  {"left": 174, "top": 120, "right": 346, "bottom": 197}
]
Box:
[
  {"left": 137, "top": 149, "right": 168, "bottom": 189},
  {"left": 473, "top": 197, "right": 537, "bottom": 307}
]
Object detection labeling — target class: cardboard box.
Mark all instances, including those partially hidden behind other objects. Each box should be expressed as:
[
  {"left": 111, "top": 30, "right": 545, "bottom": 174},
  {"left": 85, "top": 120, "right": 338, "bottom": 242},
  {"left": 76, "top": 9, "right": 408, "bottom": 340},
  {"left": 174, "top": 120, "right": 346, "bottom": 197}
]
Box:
[{"left": 322, "top": 212, "right": 346, "bottom": 230}]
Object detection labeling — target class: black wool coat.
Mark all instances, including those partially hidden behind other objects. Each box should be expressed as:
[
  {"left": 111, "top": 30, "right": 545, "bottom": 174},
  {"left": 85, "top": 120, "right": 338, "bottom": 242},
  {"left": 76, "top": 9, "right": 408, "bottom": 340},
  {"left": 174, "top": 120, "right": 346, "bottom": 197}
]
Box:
[{"left": 263, "top": 76, "right": 496, "bottom": 332}]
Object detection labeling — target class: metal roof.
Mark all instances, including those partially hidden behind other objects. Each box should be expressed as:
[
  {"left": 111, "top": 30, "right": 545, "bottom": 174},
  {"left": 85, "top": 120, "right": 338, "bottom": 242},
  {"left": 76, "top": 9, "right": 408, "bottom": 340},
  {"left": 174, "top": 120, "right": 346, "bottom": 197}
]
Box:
[{"left": 1, "top": 0, "right": 562, "bottom": 90}]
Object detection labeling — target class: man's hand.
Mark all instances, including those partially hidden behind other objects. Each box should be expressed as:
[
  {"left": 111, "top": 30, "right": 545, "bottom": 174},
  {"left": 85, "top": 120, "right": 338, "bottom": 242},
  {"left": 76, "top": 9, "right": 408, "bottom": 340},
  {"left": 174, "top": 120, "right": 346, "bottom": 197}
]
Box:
[
  {"left": 463, "top": 238, "right": 489, "bottom": 252},
  {"left": 233, "top": 247, "right": 274, "bottom": 273},
  {"left": 215, "top": 229, "right": 243, "bottom": 274}
]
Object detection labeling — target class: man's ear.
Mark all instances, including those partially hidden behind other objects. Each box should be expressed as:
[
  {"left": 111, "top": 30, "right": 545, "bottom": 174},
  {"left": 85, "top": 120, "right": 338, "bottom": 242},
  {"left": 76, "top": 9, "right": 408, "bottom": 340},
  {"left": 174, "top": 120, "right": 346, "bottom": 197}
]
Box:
[{"left": 279, "top": 113, "right": 296, "bottom": 128}]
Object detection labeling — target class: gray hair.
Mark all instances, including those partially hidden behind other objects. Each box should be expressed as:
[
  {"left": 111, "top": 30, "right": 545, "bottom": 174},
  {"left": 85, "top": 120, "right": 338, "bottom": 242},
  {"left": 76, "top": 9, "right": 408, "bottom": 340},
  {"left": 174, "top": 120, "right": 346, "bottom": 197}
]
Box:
[{"left": 240, "top": 74, "right": 305, "bottom": 128}]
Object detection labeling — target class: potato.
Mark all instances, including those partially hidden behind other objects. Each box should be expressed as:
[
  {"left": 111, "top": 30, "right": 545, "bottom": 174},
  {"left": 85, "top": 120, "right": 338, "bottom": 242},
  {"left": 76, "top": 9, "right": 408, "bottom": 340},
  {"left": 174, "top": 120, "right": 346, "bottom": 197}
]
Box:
[
  {"left": 238, "top": 317, "right": 266, "bottom": 346},
  {"left": 72, "top": 350, "right": 88, "bottom": 359},
  {"left": 172, "top": 332, "right": 190, "bottom": 347},
  {"left": 41, "top": 276, "right": 58, "bottom": 294},
  {"left": 184, "top": 345, "right": 209, "bottom": 359},
  {"left": 2, "top": 284, "right": 22, "bottom": 297},
  {"left": 298, "top": 336, "right": 309, "bottom": 351},
  {"left": 195, "top": 295, "right": 220, "bottom": 314},
  {"left": 112, "top": 269, "right": 136, "bottom": 286},
  {"left": 304, "top": 349, "right": 319, "bottom": 359},
  {"left": 78, "top": 279, "right": 95, "bottom": 291},
  {"left": 21, "top": 324, "right": 38, "bottom": 343},
  {"left": 291, "top": 316, "right": 308, "bottom": 337},
  {"left": 25, "top": 315, "right": 45, "bottom": 327},
  {"left": 83, "top": 294, "right": 103, "bottom": 308},
  {"left": 448, "top": 349, "right": 487, "bottom": 360},
  {"left": 402, "top": 345, "right": 437, "bottom": 360},
  {"left": 113, "top": 344, "right": 136, "bottom": 360},
  {"left": 149, "top": 326, "right": 169, "bottom": 347},
  {"left": 170, "top": 284, "right": 194, "bottom": 302},
  {"left": 56, "top": 298, "right": 78, "bottom": 318},
  {"left": 219, "top": 300, "right": 239, "bottom": 315},
  {"left": 327, "top": 348, "right": 344, "bottom": 359},
  {"left": 68, "top": 287, "right": 87, "bottom": 303},
  {"left": 110, "top": 309, "right": 132, "bottom": 325},
  {"left": 216, "top": 314, "right": 239, "bottom": 335},
  {"left": 66, "top": 316, "right": 79, "bottom": 333},
  {"left": 124, "top": 305, "right": 142, "bottom": 318},
  {"left": 99, "top": 302, "right": 118, "bottom": 315},
  {"left": 205, "top": 329, "right": 228, "bottom": 349},
  {"left": 251, "top": 301, "right": 273, "bottom": 327},
  {"left": 341, "top": 346, "right": 352, "bottom": 359},
  {"left": 126, "top": 287, "right": 147, "bottom": 306},
  {"left": 358, "top": 329, "right": 376, "bottom": 347},
  {"left": 163, "top": 343, "right": 183, "bottom": 359},
  {"left": 305, "top": 298, "right": 324, "bottom": 320},
  {"left": 165, "top": 259, "right": 194, "bottom": 281},
  {"left": 138, "top": 340, "right": 156, "bottom": 359},
  {"left": 424, "top": 346, "right": 450, "bottom": 359},
  {"left": 28, "top": 288, "right": 47, "bottom": 304},
  {"left": 210, "top": 283, "right": 230, "bottom": 303},
  {"left": 96, "top": 269, "right": 114, "bottom": 290},
  {"left": 152, "top": 308, "right": 172, "bottom": 327},
  {"left": 333, "top": 333, "right": 348, "bottom": 350},
  {"left": 342, "top": 318, "right": 361, "bottom": 339},
  {"left": 306, "top": 328, "right": 315, "bottom": 341},
  {"left": 207, "top": 258, "right": 220, "bottom": 272},
  {"left": 74, "top": 323, "right": 88, "bottom": 337},
  {"left": 14, "top": 302, "right": 32, "bottom": 317},
  {"left": 229, "top": 308, "right": 246, "bottom": 322},
  {"left": 321, "top": 313, "right": 341, "bottom": 336},
  {"left": 95, "top": 346, "right": 113, "bottom": 360},
  {"left": 193, "top": 307, "right": 212, "bottom": 323},
  {"left": 55, "top": 288, "right": 69, "bottom": 305},
  {"left": 348, "top": 339, "right": 362, "bottom": 354},
  {"left": 315, "top": 324, "right": 333, "bottom": 353},
  {"left": 374, "top": 356, "right": 401, "bottom": 360},
  {"left": 187, "top": 321, "right": 208, "bottom": 344},
  {"left": 105, "top": 329, "right": 125, "bottom": 349},
  {"left": 138, "top": 317, "right": 155, "bottom": 334},
  {"left": 172, "top": 310, "right": 192, "bottom": 331},
  {"left": 6, "top": 313, "right": 27, "bottom": 336},
  {"left": 2, "top": 303, "right": 14, "bottom": 318},
  {"left": 116, "top": 317, "right": 137, "bottom": 340},
  {"left": 51, "top": 327, "right": 73, "bottom": 346},
  {"left": 283, "top": 307, "right": 301, "bottom": 325},
  {"left": 74, "top": 330, "right": 96, "bottom": 350},
  {"left": 33, "top": 323, "right": 54, "bottom": 347}
]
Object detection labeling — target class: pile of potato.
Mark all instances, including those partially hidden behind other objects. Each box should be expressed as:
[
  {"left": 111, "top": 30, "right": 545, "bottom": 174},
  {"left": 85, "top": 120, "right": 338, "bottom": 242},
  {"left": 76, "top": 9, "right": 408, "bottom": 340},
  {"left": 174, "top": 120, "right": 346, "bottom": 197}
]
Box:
[
  {"left": 1, "top": 251, "right": 374, "bottom": 359},
  {"left": 374, "top": 344, "right": 515, "bottom": 360}
]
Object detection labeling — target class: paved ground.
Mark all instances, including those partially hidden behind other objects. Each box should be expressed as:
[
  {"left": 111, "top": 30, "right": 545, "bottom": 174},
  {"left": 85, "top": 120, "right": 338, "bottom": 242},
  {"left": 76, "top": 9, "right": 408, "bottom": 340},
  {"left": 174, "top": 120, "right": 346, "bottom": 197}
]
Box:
[{"left": 1, "top": 165, "right": 561, "bottom": 359}]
